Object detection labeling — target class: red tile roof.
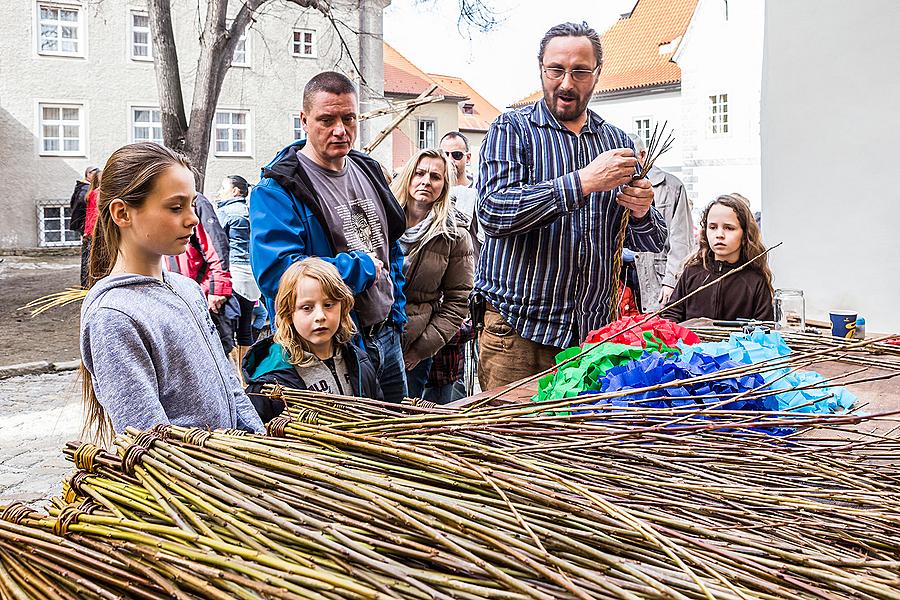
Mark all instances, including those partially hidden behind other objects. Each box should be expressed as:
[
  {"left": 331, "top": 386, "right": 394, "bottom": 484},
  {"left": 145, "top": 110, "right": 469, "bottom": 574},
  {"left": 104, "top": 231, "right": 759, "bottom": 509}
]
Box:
[
  {"left": 427, "top": 73, "right": 500, "bottom": 132},
  {"left": 383, "top": 42, "right": 463, "bottom": 99},
  {"left": 510, "top": 0, "right": 697, "bottom": 107},
  {"left": 597, "top": 0, "right": 697, "bottom": 93}
]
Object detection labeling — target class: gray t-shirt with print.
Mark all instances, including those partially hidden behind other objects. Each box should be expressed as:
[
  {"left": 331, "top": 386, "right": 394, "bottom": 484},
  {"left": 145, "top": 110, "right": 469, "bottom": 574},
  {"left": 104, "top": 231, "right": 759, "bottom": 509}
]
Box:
[
  {"left": 297, "top": 152, "right": 393, "bottom": 327},
  {"left": 296, "top": 353, "right": 353, "bottom": 396}
]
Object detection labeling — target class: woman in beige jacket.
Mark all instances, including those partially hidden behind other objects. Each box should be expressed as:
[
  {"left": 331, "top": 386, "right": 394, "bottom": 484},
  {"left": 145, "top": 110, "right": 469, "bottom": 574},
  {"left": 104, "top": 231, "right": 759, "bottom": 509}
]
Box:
[{"left": 390, "top": 149, "right": 474, "bottom": 399}]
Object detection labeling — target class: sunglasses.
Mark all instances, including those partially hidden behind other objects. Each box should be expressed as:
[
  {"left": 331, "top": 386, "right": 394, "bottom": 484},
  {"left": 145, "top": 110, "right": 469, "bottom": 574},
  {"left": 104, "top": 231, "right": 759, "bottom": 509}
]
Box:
[{"left": 444, "top": 150, "right": 465, "bottom": 160}]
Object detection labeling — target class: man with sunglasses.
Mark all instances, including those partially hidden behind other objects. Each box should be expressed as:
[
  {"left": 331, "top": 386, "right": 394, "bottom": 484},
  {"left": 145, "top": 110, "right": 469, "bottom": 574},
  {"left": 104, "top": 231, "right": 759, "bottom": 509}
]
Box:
[{"left": 476, "top": 22, "right": 667, "bottom": 391}]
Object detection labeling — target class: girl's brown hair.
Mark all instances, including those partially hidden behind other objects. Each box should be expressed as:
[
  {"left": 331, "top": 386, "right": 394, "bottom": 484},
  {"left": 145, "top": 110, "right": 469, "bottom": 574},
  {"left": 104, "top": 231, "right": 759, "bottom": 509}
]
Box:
[
  {"left": 81, "top": 142, "right": 193, "bottom": 443},
  {"left": 273, "top": 257, "right": 357, "bottom": 367},
  {"left": 684, "top": 194, "right": 773, "bottom": 294}
]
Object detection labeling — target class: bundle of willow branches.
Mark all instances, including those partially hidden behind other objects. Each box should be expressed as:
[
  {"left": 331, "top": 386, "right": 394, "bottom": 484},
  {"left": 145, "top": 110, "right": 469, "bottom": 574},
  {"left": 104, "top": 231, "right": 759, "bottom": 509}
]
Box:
[
  {"left": 2, "top": 396, "right": 899, "bottom": 599},
  {"left": 609, "top": 122, "right": 675, "bottom": 320},
  {"left": 690, "top": 325, "right": 900, "bottom": 372}
]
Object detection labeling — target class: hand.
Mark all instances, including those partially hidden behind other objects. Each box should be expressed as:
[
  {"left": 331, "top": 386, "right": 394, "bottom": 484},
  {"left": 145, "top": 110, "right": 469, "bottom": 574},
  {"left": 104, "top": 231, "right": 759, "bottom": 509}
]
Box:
[
  {"left": 404, "top": 358, "right": 420, "bottom": 371},
  {"left": 616, "top": 177, "right": 654, "bottom": 219},
  {"left": 658, "top": 285, "right": 674, "bottom": 305},
  {"left": 578, "top": 148, "right": 638, "bottom": 195},
  {"left": 207, "top": 294, "right": 227, "bottom": 313},
  {"left": 368, "top": 253, "right": 384, "bottom": 281}
]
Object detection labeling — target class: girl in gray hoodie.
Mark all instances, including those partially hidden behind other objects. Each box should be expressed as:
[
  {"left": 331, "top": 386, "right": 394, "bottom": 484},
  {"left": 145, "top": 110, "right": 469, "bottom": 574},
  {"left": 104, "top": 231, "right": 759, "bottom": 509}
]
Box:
[{"left": 79, "top": 143, "right": 264, "bottom": 441}]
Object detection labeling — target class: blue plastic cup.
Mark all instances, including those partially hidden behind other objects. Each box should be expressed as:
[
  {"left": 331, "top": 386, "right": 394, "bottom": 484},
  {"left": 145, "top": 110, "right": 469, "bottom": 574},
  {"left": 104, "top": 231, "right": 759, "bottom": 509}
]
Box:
[{"left": 829, "top": 311, "right": 857, "bottom": 339}]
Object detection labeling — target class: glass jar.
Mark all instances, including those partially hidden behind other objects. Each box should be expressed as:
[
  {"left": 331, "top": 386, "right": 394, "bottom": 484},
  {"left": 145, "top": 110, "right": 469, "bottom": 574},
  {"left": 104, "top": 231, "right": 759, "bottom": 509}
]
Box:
[{"left": 774, "top": 289, "right": 805, "bottom": 332}]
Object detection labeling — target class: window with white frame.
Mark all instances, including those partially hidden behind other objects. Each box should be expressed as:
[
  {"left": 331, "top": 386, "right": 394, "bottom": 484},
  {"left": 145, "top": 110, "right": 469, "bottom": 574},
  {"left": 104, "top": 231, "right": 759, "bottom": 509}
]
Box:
[
  {"left": 214, "top": 110, "right": 250, "bottom": 155},
  {"left": 39, "top": 103, "right": 84, "bottom": 155},
  {"left": 37, "top": 3, "right": 83, "bottom": 56},
  {"left": 634, "top": 117, "right": 652, "bottom": 149},
  {"left": 131, "top": 107, "right": 163, "bottom": 144},
  {"left": 130, "top": 11, "right": 152, "bottom": 60},
  {"left": 37, "top": 200, "right": 80, "bottom": 246},
  {"left": 292, "top": 29, "right": 315, "bottom": 57},
  {"left": 231, "top": 25, "right": 249, "bottom": 67},
  {"left": 709, "top": 93, "right": 729, "bottom": 135},
  {"left": 417, "top": 119, "right": 435, "bottom": 150},
  {"left": 292, "top": 114, "right": 304, "bottom": 140}
]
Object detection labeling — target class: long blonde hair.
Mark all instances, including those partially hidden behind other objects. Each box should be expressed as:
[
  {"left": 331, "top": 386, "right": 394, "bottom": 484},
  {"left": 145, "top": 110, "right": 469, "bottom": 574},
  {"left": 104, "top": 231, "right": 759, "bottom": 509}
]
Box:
[
  {"left": 81, "top": 143, "right": 193, "bottom": 444},
  {"left": 684, "top": 194, "right": 774, "bottom": 295},
  {"left": 273, "top": 258, "right": 357, "bottom": 367},
  {"left": 390, "top": 149, "right": 457, "bottom": 258}
]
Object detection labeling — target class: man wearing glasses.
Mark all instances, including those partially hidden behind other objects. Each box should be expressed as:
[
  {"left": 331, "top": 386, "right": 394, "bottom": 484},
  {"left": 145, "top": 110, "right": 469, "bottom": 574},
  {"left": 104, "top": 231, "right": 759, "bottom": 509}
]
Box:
[{"left": 476, "top": 21, "right": 667, "bottom": 390}]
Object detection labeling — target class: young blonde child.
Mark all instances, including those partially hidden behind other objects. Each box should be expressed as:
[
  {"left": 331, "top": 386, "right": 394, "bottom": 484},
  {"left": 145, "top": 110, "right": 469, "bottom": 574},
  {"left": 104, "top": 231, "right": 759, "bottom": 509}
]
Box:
[
  {"left": 243, "top": 257, "right": 382, "bottom": 422},
  {"left": 79, "top": 143, "right": 264, "bottom": 441},
  {"left": 662, "top": 194, "right": 774, "bottom": 323}
]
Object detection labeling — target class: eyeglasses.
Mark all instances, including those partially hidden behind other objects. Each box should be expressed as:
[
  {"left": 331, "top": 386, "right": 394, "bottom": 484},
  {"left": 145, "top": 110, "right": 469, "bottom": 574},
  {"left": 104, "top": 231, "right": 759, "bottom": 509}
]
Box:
[
  {"left": 542, "top": 66, "right": 599, "bottom": 82},
  {"left": 444, "top": 150, "right": 465, "bottom": 160}
]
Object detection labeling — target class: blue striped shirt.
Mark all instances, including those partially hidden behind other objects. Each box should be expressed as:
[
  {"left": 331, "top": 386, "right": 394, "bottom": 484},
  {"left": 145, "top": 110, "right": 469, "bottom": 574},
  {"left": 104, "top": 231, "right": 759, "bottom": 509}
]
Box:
[{"left": 476, "top": 100, "right": 667, "bottom": 348}]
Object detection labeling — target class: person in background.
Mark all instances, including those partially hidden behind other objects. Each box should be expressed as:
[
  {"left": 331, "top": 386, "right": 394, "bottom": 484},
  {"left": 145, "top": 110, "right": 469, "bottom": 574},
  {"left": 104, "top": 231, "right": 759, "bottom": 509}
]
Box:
[
  {"left": 429, "top": 131, "right": 481, "bottom": 402},
  {"left": 476, "top": 22, "right": 664, "bottom": 390},
  {"left": 243, "top": 258, "right": 382, "bottom": 422},
  {"left": 662, "top": 194, "right": 774, "bottom": 323},
  {"left": 165, "top": 193, "right": 235, "bottom": 354},
  {"left": 215, "top": 174, "right": 261, "bottom": 369},
  {"left": 80, "top": 142, "right": 263, "bottom": 441},
  {"left": 391, "top": 149, "right": 474, "bottom": 399},
  {"left": 250, "top": 71, "right": 408, "bottom": 402},
  {"left": 70, "top": 166, "right": 99, "bottom": 287},
  {"left": 625, "top": 133, "right": 695, "bottom": 311}
]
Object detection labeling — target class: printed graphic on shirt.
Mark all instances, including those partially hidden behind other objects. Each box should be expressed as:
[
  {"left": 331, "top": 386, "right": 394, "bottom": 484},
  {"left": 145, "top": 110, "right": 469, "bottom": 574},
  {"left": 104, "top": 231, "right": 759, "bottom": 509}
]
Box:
[
  {"left": 337, "top": 198, "right": 384, "bottom": 255},
  {"left": 304, "top": 358, "right": 353, "bottom": 396}
]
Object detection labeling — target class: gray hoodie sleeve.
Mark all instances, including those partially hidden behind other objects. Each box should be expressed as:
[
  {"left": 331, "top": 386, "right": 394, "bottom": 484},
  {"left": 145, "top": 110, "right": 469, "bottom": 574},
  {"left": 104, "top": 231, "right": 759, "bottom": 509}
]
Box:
[
  {"left": 82, "top": 307, "right": 170, "bottom": 433},
  {"left": 227, "top": 362, "right": 264, "bottom": 433}
]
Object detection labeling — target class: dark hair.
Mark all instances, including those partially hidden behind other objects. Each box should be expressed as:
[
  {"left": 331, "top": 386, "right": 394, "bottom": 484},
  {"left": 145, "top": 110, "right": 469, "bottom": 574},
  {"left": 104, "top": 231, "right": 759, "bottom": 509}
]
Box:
[
  {"left": 440, "top": 131, "right": 470, "bottom": 151},
  {"left": 538, "top": 22, "right": 603, "bottom": 69},
  {"left": 303, "top": 71, "right": 357, "bottom": 112},
  {"left": 81, "top": 142, "right": 193, "bottom": 443},
  {"left": 225, "top": 174, "right": 249, "bottom": 197}
]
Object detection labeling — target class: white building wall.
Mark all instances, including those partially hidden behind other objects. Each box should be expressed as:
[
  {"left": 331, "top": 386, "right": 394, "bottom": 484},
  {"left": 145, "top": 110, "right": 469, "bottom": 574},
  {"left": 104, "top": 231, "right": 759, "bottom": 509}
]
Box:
[
  {"left": 589, "top": 90, "right": 683, "bottom": 174},
  {"left": 674, "top": 0, "right": 764, "bottom": 213},
  {"left": 761, "top": 0, "right": 900, "bottom": 332},
  {"left": 0, "top": 0, "right": 380, "bottom": 249}
]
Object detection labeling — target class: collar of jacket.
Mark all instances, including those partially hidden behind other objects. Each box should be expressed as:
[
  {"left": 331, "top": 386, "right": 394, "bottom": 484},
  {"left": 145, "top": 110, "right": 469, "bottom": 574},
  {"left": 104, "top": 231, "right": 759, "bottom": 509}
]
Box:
[
  {"left": 217, "top": 195, "right": 247, "bottom": 208},
  {"left": 408, "top": 207, "right": 468, "bottom": 250},
  {"left": 647, "top": 166, "right": 667, "bottom": 187},
  {"left": 262, "top": 141, "right": 406, "bottom": 244},
  {"left": 529, "top": 98, "right": 605, "bottom": 134}
]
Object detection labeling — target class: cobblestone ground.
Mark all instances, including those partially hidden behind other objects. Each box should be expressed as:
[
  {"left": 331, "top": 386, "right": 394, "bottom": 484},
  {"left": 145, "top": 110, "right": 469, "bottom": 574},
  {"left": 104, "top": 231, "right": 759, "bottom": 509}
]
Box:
[{"left": 0, "top": 371, "right": 82, "bottom": 509}]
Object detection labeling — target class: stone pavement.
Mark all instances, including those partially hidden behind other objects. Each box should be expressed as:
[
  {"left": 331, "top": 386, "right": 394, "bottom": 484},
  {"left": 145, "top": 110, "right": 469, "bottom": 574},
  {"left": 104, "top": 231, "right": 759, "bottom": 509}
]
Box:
[{"left": 0, "top": 370, "right": 82, "bottom": 509}]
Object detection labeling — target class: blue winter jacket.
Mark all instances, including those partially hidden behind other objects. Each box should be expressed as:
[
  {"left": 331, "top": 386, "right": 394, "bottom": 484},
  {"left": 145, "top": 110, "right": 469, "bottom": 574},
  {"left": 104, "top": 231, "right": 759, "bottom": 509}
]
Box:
[
  {"left": 250, "top": 141, "right": 408, "bottom": 330},
  {"left": 215, "top": 195, "right": 251, "bottom": 265}
]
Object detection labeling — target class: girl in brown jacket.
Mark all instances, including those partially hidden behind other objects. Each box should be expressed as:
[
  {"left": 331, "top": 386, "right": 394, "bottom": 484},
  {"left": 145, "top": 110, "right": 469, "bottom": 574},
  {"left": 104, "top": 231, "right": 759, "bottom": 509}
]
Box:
[
  {"left": 663, "top": 194, "right": 774, "bottom": 323},
  {"left": 391, "top": 149, "right": 475, "bottom": 398}
]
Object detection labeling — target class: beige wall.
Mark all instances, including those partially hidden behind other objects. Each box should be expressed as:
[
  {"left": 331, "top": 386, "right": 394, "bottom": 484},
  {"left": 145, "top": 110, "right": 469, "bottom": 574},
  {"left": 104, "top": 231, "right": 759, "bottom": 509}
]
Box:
[{"left": 0, "top": 0, "right": 375, "bottom": 249}]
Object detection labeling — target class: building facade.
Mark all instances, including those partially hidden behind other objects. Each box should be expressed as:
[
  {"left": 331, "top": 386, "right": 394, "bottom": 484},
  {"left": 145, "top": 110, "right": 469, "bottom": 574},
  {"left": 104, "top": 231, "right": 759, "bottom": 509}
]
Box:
[
  {"left": 673, "top": 0, "right": 764, "bottom": 211},
  {"left": 382, "top": 43, "right": 499, "bottom": 176},
  {"left": 0, "top": 0, "right": 387, "bottom": 249}
]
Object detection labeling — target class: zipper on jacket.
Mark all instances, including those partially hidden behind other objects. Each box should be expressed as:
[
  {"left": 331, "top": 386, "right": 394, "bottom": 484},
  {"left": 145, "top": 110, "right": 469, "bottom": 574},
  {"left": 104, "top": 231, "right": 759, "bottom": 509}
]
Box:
[{"left": 163, "top": 280, "right": 231, "bottom": 400}]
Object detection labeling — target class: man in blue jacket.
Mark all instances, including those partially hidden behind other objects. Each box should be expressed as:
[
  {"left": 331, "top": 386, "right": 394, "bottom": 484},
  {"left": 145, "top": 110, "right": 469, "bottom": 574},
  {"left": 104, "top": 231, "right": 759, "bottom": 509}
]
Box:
[{"left": 250, "top": 71, "right": 409, "bottom": 402}]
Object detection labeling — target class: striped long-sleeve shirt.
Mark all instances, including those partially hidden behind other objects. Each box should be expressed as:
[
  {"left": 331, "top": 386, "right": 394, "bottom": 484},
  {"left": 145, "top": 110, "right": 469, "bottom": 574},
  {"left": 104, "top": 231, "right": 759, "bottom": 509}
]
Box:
[{"left": 476, "top": 100, "right": 667, "bottom": 349}]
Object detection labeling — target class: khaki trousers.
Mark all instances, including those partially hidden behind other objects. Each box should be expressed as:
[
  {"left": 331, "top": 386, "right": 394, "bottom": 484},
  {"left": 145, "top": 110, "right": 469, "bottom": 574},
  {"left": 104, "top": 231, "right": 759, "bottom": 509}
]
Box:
[{"left": 478, "top": 305, "right": 562, "bottom": 391}]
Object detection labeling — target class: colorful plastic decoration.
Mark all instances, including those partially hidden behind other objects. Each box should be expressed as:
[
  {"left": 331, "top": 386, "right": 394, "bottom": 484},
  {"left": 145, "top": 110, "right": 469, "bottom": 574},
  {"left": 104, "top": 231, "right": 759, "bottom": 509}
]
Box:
[{"left": 584, "top": 315, "right": 701, "bottom": 349}]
